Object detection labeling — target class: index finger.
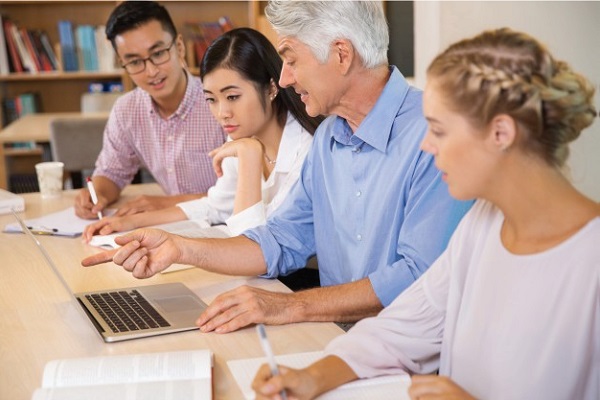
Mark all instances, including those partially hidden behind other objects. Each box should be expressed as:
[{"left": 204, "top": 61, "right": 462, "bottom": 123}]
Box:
[
  {"left": 196, "top": 291, "right": 237, "bottom": 328},
  {"left": 81, "top": 248, "right": 119, "bottom": 267},
  {"left": 83, "top": 220, "right": 104, "bottom": 242}
]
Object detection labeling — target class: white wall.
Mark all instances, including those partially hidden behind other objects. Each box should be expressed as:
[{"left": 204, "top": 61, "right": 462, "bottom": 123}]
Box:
[{"left": 414, "top": 1, "right": 600, "bottom": 200}]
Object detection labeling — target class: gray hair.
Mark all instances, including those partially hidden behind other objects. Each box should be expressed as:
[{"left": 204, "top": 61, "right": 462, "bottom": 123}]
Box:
[{"left": 265, "top": 0, "right": 389, "bottom": 69}]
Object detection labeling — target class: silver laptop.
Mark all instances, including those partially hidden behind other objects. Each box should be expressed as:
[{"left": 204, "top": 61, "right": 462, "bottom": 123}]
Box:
[{"left": 12, "top": 211, "right": 208, "bottom": 343}]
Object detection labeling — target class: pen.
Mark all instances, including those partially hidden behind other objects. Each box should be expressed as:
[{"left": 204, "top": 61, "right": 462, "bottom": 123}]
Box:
[
  {"left": 27, "top": 226, "right": 58, "bottom": 235},
  {"left": 86, "top": 177, "right": 103, "bottom": 220},
  {"left": 256, "top": 324, "right": 288, "bottom": 400}
]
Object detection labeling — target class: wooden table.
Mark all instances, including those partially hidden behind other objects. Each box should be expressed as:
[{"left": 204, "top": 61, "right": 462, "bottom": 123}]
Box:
[
  {"left": 0, "top": 112, "right": 109, "bottom": 189},
  {"left": 0, "top": 184, "right": 342, "bottom": 399}
]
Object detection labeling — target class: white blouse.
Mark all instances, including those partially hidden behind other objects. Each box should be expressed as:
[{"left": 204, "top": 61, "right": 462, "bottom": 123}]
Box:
[
  {"left": 327, "top": 200, "right": 600, "bottom": 400},
  {"left": 176, "top": 113, "right": 313, "bottom": 236}
]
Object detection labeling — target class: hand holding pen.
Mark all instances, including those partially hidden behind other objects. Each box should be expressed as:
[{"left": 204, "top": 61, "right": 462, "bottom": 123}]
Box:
[
  {"left": 86, "top": 177, "right": 103, "bottom": 220},
  {"left": 256, "top": 324, "right": 288, "bottom": 400}
]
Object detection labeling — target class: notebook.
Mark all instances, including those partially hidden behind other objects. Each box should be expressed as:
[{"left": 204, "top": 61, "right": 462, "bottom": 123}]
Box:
[
  {"left": 4, "top": 206, "right": 113, "bottom": 237},
  {"left": 12, "top": 211, "right": 208, "bottom": 343},
  {"left": 227, "top": 351, "right": 411, "bottom": 399}
]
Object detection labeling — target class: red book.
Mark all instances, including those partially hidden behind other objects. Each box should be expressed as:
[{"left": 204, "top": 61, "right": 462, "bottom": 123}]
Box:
[
  {"left": 3, "top": 19, "right": 22, "bottom": 72},
  {"left": 20, "top": 27, "right": 41, "bottom": 72}
]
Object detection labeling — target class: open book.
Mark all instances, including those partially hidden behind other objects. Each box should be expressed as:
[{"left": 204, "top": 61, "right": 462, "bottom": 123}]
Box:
[
  {"left": 31, "top": 349, "right": 213, "bottom": 400},
  {"left": 227, "top": 351, "right": 411, "bottom": 399}
]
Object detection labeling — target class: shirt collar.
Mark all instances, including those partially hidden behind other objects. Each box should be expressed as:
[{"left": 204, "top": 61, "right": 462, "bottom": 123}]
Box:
[
  {"left": 145, "top": 69, "right": 197, "bottom": 119},
  {"left": 330, "top": 66, "right": 410, "bottom": 153}
]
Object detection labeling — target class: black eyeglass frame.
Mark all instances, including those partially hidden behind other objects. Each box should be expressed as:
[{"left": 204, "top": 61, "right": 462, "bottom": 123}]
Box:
[{"left": 121, "top": 39, "right": 177, "bottom": 75}]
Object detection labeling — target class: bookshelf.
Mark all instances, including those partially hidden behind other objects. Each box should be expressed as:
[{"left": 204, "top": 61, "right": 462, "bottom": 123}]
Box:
[{"left": 0, "top": 1, "right": 263, "bottom": 191}]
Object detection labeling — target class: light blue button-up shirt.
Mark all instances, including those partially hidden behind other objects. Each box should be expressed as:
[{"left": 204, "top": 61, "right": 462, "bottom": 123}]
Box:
[{"left": 244, "top": 67, "right": 472, "bottom": 306}]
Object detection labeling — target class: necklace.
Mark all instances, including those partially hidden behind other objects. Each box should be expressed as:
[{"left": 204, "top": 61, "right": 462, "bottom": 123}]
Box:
[{"left": 264, "top": 153, "right": 277, "bottom": 165}]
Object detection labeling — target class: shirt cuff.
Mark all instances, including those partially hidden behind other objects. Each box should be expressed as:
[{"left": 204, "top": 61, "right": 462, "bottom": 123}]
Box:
[
  {"left": 226, "top": 202, "right": 267, "bottom": 236},
  {"left": 176, "top": 198, "right": 211, "bottom": 221}
]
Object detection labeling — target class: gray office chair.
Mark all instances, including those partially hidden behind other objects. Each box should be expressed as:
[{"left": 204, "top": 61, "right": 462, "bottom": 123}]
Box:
[{"left": 49, "top": 117, "right": 107, "bottom": 189}]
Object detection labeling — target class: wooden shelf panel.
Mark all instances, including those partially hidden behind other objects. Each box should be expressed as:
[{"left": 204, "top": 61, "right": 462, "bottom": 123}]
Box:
[
  {"left": 4, "top": 146, "right": 43, "bottom": 157},
  {"left": 0, "top": 71, "right": 123, "bottom": 82}
]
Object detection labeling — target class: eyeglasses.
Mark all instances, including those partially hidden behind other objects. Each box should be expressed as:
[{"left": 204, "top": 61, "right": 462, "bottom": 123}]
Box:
[{"left": 121, "top": 39, "right": 176, "bottom": 75}]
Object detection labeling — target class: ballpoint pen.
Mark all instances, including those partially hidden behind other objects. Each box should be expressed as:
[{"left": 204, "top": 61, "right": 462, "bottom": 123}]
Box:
[
  {"left": 256, "top": 324, "right": 288, "bottom": 400},
  {"left": 86, "top": 177, "right": 103, "bottom": 220},
  {"left": 27, "top": 226, "right": 58, "bottom": 235}
]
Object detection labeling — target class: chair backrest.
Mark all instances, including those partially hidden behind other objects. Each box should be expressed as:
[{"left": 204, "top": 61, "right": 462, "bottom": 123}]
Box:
[{"left": 49, "top": 117, "right": 107, "bottom": 172}]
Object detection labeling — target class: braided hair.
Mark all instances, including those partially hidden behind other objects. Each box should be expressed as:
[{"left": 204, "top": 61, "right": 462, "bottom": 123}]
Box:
[{"left": 427, "top": 28, "right": 596, "bottom": 167}]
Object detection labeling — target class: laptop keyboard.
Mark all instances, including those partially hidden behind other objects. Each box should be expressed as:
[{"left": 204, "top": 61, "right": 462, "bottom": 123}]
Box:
[{"left": 85, "top": 290, "right": 171, "bottom": 333}]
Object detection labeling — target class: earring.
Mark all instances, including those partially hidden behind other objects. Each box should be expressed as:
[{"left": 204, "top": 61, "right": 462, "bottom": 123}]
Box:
[{"left": 270, "top": 91, "right": 278, "bottom": 101}]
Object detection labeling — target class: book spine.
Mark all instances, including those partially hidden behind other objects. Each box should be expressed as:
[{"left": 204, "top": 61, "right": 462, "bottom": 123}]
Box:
[
  {"left": 87, "top": 26, "right": 98, "bottom": 71},
  {"left": 21, "top": 28, "right": 42, "bottom": 72},
  {"left": 2, "top": 97, "right": 18, "bottom": 125},
  {"left": 95, "top": 25, "right": 116, "bottom": 72},
  {"left": 0, "top": 14, "right": 10, "bottom": 74},
  {"left": 11, "top": 24, "right": 37, "bottom": 73},
  {"left": 39, "top": 31, "right": 59, "bottom": 70},
  {"left": 58, "top": 20, "right": 78, "bottom": 71},
  {"left": 2, "top": 19, "right": 22, "bottom": 73}
]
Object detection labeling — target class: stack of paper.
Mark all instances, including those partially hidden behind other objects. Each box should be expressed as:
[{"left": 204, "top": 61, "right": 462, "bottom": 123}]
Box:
[
  {"left": 89, "top": 219, "right": 230, "bottom": 249},
  {"left": 227, "top": 351, "right": 411, "bottom": 399},
  {"left": 3, "top": 206, "right": 99, "bottom": 237},
  {"left": 0, "top": 188, "right": 25, "bottom": 215}
]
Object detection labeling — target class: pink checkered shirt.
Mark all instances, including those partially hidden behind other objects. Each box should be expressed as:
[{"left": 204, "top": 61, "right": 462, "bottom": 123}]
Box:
[{"left": 93, "top": 72, "right": 226, "bottom": 195}]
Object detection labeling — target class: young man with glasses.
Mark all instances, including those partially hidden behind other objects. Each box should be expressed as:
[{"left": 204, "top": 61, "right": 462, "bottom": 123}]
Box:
[{"left": 74, "top": 1, "right": 226, "bottom": 219}]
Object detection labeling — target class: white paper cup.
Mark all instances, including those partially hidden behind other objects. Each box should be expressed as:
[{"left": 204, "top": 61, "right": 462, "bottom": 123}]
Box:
[{"left": 35, "top": 162, "right": 64, "bottom": 199}]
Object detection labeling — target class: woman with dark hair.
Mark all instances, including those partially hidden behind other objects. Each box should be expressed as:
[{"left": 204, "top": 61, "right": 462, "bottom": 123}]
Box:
[{"left": 83, "top": 28, "right": 322, "bottom": 241}]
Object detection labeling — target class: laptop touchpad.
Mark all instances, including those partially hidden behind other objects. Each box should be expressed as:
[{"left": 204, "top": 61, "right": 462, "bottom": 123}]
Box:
[{"left": 155, "top": 295, "right": 205, "bottom": 312}]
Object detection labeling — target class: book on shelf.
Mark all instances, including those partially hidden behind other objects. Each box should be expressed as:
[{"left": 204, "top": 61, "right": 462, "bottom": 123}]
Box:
[
  {"left": 0, "top": 15, "right": 60, "bottom": 74},
  {"left": 2, "top": 92, "right": 40, "bottom": 125},
  {"left": 9, "top": 21, "right": 37, "bottom": 73},
  {"left": 19, "top": 27, "right": 42, "bottom": 72},
  {"left": 227, "top": 350, "right": 411, "bottom": 400},
  {"left": 57, "top": 20, "right": 78, "bottom": 72},
  {"left": 95, "top": 25, "right": 116, "bottom": 72},
  {"left": 2, "top": 18, "right": 23, "bottom": 73},
  {"left": 75, "top": 24, "right": 99, "bottom": 71},
  {"left": 38, "top": 30, "right": 59, "bottom": 70},
  {"left": 30, "top": 349, "right": 214, "bottom": 400},
  {"left": 1, "top": 97, "right": 18, "bottom": 125},
  {"left": 15, "top": 92, "right": 40, "bottom": 116},
  {"left": 183, "top": 16, "right": 234, "bottom": 68},
  {"left": 0, "top": 14, "right": 10, "bottom": 74},
  {"left": 218, "top": 16, "right": 234, "bottom": 32},
  {"left": 30, "top": 29, "right": 57, "bottom": 72}
]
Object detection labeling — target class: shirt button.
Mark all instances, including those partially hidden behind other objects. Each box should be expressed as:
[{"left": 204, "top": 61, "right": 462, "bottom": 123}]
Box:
[
  {"left": 356, "top": 234, "right": 362, "bottom": 241},
  {"left": 355, "top": 190, "right": 362, "bottom": 197},
  {"left": 353, "top": 147, "right": 361, "bottom": 153},
  {"left": 167, "top": 136, "right": 173, "bottom": 141},
  {"left": 167, "top": 168, "right": 174, "bottom": 173}
]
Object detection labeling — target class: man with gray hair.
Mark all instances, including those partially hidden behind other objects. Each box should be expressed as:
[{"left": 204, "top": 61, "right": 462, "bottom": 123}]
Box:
[{"left": 82, "top": 1, "right": 471, "bottom": 333}]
